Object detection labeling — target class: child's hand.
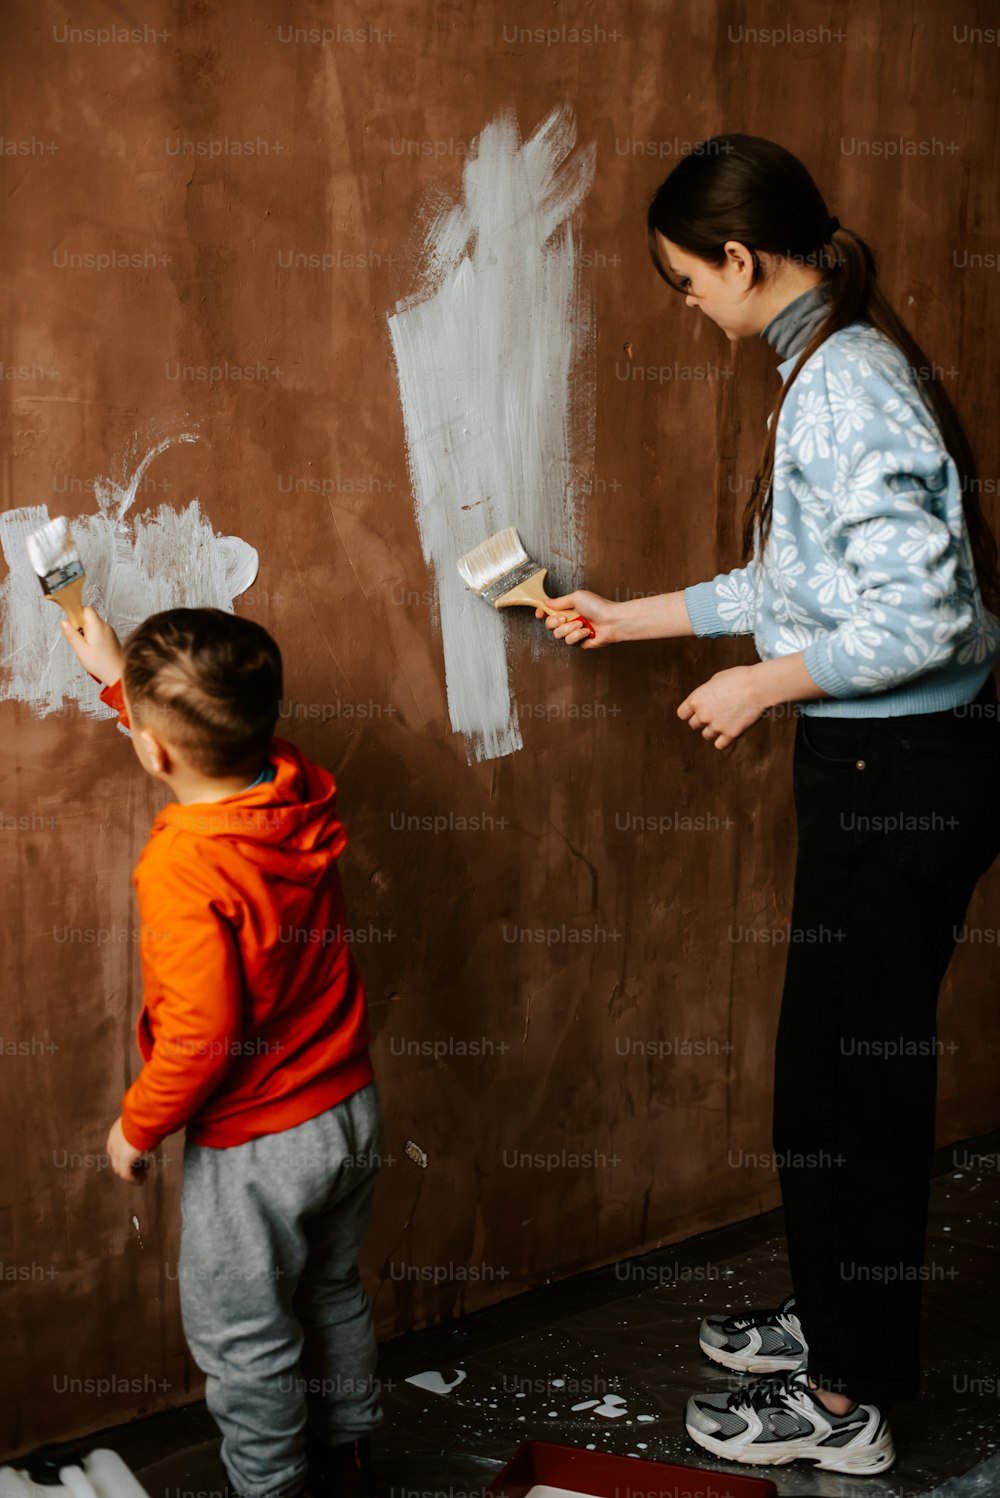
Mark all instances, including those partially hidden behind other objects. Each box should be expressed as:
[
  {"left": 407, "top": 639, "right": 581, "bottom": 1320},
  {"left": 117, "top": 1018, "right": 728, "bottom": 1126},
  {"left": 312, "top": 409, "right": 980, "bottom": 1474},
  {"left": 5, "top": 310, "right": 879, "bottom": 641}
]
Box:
[
  {"left": 60, "top": 606, "right": 126, "bottom": 686},
  {"left": 106, "top": 1116, "right": 149, "bottom": 1185}
]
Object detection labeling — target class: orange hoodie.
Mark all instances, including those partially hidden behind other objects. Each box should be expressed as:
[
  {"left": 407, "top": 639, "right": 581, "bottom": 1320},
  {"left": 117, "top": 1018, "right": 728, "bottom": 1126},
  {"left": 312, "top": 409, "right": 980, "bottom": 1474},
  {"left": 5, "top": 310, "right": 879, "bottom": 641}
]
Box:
[{"left": 99, "top": 682, "right": 374, "bottom": 1151}]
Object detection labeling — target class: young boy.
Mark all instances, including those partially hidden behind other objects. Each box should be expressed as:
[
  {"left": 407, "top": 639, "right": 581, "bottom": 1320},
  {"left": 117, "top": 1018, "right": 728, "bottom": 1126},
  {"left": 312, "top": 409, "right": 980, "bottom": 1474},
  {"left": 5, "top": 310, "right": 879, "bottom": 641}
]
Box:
[{"left": 62, "top": 605, "right": 383, "bottom": 1498}]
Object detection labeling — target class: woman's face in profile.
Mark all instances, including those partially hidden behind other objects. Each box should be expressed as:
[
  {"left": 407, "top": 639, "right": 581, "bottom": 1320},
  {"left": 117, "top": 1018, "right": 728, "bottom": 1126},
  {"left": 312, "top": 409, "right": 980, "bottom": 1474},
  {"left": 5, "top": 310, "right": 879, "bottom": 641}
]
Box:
[{"left": 657, "top": 233, "right": 764, "bottom": 343}]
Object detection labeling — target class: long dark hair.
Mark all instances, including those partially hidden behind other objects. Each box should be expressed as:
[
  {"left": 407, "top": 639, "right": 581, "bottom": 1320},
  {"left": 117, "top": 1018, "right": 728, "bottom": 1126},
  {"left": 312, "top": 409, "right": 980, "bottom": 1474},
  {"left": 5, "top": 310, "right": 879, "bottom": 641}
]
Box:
[{"left": 646, "top": 134, "right": 1000, "bottom": 613}]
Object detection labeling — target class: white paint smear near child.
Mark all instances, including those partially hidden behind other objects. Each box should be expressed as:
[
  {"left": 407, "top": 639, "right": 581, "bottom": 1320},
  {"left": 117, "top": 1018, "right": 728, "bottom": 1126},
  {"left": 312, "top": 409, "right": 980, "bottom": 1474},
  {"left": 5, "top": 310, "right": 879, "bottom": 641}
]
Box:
[{"left": 0, "top": 432, "right": 258, "bottom": 720}]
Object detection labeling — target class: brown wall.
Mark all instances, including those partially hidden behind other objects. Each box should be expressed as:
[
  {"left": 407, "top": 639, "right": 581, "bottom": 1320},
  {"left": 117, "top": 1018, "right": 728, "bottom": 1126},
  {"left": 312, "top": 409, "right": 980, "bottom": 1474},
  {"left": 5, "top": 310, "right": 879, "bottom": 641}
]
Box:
[{"left": 2, "top": 0, "right": 999, "bottom": 1456}]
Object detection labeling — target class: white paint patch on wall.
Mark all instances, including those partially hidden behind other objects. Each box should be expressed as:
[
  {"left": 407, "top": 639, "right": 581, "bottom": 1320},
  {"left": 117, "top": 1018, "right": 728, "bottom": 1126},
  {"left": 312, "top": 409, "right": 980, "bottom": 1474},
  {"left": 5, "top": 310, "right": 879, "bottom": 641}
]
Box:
[
  {"left": 388, "top": 105, "right": 596, "bottom": 762},
  {"left": 0, "top": 432, "right": 258, "bottom": 719}
]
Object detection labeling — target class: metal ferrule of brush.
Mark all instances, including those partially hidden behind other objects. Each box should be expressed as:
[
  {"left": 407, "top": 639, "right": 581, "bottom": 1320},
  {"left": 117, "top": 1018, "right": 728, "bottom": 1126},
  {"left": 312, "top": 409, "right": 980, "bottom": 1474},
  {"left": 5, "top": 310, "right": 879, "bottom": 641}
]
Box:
[
  {"left": 480, "top": 559, "right": 545, "bottom": 606},
  {"left": 40, "top": 560, "right": 86, "bottom": 595}
]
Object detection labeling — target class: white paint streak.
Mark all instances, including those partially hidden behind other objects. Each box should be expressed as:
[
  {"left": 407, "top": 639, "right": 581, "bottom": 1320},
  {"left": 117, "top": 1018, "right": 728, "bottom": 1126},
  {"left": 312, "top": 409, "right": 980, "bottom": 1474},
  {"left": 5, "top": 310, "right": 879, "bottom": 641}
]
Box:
[
  {"left": 388, "top": 105, "right": 595, "bottom": 761},
  {"left": 0, "top": 433, "right": 258, "bottom": 719}
]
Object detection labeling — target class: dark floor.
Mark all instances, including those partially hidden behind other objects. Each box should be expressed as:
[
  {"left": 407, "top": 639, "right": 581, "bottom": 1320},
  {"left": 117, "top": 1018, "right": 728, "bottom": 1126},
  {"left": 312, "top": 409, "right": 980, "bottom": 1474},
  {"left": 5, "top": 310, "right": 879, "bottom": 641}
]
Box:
[{"left": 44, "top": 1130, "right": 1000, "bottom": 1498}]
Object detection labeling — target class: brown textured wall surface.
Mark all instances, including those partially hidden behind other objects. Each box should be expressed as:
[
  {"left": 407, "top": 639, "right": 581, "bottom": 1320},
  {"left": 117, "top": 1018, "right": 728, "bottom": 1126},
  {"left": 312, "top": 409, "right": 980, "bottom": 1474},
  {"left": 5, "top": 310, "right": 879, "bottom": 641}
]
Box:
[{"left": 2, "top": 0, "right": 998, "bottom": 1455}]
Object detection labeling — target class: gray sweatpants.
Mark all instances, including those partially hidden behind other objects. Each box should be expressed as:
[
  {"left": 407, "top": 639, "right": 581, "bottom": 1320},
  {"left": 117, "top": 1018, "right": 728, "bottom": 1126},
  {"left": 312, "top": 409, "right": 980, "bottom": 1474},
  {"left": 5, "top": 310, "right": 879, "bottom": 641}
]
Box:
[{"left": 179, "top": 1082, "right": 384, "bottom": 1498}]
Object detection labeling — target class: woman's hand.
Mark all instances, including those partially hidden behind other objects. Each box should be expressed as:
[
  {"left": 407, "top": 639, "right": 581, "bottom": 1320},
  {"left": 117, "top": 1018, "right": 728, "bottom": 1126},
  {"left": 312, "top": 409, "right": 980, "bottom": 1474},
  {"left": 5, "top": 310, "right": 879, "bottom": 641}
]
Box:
[
  {"left": 535, "top": 591, "right": 620, "bottom": 649},
  {"left": 677, "top": 666, "right": 767, "bottom": 750},
  {"left": 60, "top": 605, "right": 126, "bottom": 686}
]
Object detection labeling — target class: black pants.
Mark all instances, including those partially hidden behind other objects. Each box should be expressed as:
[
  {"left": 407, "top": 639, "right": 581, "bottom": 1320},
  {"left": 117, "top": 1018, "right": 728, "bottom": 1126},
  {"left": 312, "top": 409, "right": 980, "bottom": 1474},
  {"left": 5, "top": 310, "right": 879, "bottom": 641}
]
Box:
[{"left": 773, "top": 669, "right": 1000, "bottom": 1410}]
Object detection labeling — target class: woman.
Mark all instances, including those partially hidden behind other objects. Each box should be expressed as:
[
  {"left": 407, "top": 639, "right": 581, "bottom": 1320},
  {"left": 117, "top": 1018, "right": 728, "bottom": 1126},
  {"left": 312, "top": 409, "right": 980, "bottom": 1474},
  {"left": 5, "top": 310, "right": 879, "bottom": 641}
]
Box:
[{"left": 540, "top": 134, "right": 1000, "bottom": 1476}]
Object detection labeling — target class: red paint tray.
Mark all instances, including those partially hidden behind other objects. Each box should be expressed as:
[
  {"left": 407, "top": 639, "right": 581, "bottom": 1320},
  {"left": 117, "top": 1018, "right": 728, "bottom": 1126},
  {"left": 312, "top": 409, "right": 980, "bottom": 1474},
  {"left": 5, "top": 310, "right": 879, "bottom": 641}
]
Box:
[{"left": 485, "top": 1439, "right": 777, "bottom": 1497}]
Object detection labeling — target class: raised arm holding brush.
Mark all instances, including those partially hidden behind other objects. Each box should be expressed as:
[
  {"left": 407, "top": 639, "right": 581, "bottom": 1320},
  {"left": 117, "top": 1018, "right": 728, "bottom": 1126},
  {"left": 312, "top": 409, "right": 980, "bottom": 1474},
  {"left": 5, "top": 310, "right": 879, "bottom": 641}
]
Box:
[
  {"left": 537, "top": 133, "right": 1000, "bottom": 1477},
  {"left": 59, "top": 603, "right": 383, "bottom": 1498}
]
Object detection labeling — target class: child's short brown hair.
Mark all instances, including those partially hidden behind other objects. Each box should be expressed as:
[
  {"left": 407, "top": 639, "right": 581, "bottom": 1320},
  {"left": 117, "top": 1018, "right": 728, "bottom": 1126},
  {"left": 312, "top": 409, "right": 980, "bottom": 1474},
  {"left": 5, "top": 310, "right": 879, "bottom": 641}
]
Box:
[{"left": 123, "top": 609, "right": 282, "bottom": 776}]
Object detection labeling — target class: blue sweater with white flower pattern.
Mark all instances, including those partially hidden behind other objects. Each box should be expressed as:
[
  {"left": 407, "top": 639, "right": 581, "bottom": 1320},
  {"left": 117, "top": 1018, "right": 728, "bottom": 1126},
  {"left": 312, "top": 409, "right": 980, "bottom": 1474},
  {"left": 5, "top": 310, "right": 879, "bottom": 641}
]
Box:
[{"left": 683, "top": 286, "right": 1000, "bottom": 717}]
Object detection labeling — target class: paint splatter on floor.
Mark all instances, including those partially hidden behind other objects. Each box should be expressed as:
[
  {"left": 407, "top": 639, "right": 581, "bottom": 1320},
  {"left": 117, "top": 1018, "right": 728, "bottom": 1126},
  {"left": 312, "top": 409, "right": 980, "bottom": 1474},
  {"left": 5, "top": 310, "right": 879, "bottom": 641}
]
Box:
[{"left": 405, "top": 1368, "right": 468, "bottom": 1395}]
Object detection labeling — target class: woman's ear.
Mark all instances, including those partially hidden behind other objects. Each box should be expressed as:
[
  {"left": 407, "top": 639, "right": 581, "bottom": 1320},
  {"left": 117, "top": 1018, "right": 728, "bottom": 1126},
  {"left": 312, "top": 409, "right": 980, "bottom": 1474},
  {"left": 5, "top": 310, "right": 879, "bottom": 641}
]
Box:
[{"left": 723, "top": 239, "right": 756, "bottom": 281}]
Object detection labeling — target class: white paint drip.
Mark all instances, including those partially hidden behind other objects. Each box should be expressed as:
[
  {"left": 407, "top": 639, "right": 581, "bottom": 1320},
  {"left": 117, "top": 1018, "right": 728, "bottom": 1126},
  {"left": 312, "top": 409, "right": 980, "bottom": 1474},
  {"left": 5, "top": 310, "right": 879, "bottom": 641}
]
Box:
[
  {"left": 405, "top": 1368, "right": 467, "bottom": 1395},
  {"left": 571, "top": 1393, "right": 628, "bottom": 1418},
  {"left": 388, "top": 105, "right": 595, "bottom": 761},
  {"left": 0, "top": 432, "right": 258, "bottom": 719}
]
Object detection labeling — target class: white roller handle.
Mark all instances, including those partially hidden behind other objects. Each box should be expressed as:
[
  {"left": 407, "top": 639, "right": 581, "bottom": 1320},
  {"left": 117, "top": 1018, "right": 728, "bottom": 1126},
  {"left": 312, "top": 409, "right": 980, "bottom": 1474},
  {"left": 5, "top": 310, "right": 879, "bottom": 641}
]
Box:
[
  {"left": 57, "top": 1467, "right": 98, "bottom": 1498},
  {"left": 0, "top": 1469, "right": 36, "bottom": 1498},
  {"left": 78, "top": 1454, "right": 150, "bottom": 1498}
]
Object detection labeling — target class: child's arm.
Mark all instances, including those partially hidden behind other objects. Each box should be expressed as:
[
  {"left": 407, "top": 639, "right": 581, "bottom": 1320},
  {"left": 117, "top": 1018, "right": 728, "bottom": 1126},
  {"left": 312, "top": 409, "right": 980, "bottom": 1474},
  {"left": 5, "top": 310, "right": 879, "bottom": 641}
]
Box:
[
  {"left": 60, "top": 607, "right": 130, "bottom": 725},
  {"left": 60, "top": 606, "right": 124, "bottom": 684},
  {"left": 120, "top": 855, "right": 245, "bottom": 1156}
]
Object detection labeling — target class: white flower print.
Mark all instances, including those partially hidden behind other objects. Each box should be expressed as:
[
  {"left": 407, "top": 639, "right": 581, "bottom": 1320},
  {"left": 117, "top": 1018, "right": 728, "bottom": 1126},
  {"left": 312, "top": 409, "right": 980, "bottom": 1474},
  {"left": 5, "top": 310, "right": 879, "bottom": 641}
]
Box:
[
  {"left": 789, "top": 389, "right": 833, "bottom": 465},
  {"left": 863, "top": 578, "right": 906, "bottom": 610},
  {"left": 765, "top": 541, "right": 807, "bottom": 591},
  {"left": 926, "top": 599, "right": 971, "bottom": 644},
  {"left": 828, "top": 443, "right": 886, "bottom": 518},
  {"left": 829, "top": 614, "right": 886, "bottom": 662},
  {"left": 808, "top": 555, "right": 858, "bottom": 606},
  {"left": 827, "top": 368, "right": 875, "bottom": 440},
  {"left": 714, "top": 571, "right": 756, "bottom": 633},
  {"left": 902, "top": 639, "right": 949, "bottom": 672},
  {"left": 902, "top": 617, "right": 956, "bottom": 671},
  {"left": 772, "top": 593, "right": 817, "bottom": 629},
  {"left": 957, "top": 612, "right": 1000, "bottom": 665},
  {"left": 899, "top": 521, "right": 950, "bottom": 570},
  {"left": 773, "top": 622, "right": 820, "bottom": 655},
  {"left": 882, "top": 396, "right": 938, "bottom": 454},
  {"left": 844, "top": 517, "right": 896, "bottom": 566},
  {"left": 852, "top": 661, "right": 911, "bottom": 690},
  {"left": 786, "top": 469, "right": 831, "bottom": 522}
]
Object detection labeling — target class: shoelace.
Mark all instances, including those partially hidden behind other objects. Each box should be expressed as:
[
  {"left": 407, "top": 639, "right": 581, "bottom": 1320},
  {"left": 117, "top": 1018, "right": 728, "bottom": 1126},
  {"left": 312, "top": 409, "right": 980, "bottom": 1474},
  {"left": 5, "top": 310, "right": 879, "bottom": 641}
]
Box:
[
  {"left": 727, "top": 1294, "right": 795, "bottom": 1332},
  {"left": 728, "top": 1367, "right": 811, "bottom": 1413}
]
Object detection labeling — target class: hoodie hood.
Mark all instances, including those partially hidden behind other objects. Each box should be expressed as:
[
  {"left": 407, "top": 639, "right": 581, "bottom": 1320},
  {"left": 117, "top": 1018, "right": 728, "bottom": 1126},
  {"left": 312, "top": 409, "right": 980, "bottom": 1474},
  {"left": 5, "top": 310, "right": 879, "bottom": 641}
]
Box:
[{"left": 149, "top": 737, "right": 347, "bottom": 875}]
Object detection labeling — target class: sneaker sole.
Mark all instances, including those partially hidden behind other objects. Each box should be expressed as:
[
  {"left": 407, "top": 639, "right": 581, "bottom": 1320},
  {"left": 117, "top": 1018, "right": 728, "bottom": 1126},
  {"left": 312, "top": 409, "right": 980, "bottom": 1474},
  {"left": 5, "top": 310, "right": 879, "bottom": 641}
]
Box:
[
  {"left": 699, "top": 1337, "right": 806, "bottom": 1374},
  {"left": 686, "top": 1421, "right": 897, "bottom": 1474}
]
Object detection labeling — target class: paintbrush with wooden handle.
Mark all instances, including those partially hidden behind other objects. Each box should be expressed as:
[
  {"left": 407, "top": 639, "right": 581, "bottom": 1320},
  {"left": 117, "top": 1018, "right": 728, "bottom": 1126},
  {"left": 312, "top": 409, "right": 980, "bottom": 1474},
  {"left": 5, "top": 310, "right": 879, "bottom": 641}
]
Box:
[
  {"left": 26, "top": 516, "right": 87, "bottom": 632},
  {"left": 456, "top": 527, "right": 595, "bottom": 637}
]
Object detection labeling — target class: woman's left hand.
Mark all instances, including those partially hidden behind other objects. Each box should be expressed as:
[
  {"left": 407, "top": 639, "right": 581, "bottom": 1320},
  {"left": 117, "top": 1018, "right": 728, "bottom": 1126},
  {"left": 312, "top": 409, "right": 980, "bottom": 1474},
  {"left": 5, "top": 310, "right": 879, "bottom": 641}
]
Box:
[{"left": 677, "top": 666, "right": 766, "bottom": 750}]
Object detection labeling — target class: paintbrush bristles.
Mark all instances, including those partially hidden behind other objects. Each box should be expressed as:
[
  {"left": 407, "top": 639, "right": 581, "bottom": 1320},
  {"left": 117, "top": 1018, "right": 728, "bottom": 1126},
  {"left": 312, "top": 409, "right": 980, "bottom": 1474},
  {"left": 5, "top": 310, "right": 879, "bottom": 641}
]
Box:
[
  {"left": 456, "top": 526, "right": 533, "bottom": 593},
  {"left": 26, "top": 516, "right": 85, "bottom": 592}
]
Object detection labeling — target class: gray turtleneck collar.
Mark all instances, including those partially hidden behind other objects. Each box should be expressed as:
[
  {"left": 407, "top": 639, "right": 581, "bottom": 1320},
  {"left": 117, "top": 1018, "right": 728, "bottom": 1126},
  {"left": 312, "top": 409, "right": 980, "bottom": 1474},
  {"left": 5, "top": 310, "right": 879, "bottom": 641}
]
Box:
[{"left": 760, "top": 281, "right": 835, "bottom": 360}]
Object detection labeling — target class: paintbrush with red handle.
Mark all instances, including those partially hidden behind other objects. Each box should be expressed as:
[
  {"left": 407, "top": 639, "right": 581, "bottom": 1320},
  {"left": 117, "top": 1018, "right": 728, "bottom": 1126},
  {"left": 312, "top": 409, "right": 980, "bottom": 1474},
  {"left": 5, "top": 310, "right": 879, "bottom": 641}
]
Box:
[{"left": 456, "top": 527, "right": 595, "bottom": 636}]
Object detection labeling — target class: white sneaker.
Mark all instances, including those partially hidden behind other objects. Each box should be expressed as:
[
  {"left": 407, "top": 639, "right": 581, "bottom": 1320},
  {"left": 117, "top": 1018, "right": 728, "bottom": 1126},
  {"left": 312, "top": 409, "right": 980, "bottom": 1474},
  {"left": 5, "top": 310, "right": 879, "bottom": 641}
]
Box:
[
  {"left": 699, "top": 1293, "right": 807, "bottom": 1373},
  {"left": 685, "top": 1367, "right": 896, "bottom": 1475}
]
